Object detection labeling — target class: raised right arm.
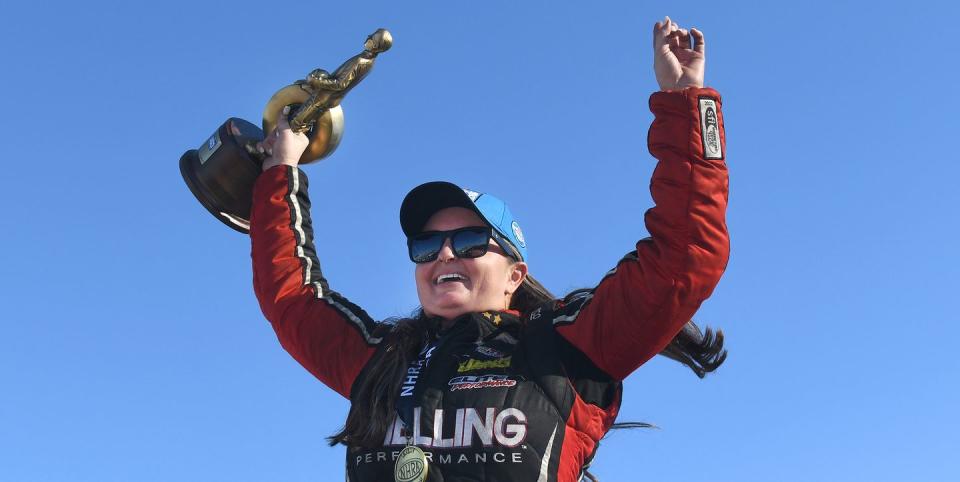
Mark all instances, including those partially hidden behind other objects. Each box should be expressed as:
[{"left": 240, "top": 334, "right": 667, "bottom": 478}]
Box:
[{"left": 250, "top": 165, "right": 381, "bottom": 398}]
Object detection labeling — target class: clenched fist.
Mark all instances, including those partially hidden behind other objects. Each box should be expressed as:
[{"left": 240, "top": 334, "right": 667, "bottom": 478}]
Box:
[
  {"left": 259, "top": 105, "right": 310, "bottom": 171},
  {"left": 653, "top": 16, "right": 705, "bottom": 91}
]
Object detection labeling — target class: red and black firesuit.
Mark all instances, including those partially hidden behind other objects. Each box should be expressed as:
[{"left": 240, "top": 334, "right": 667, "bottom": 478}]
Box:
[{"left": 250, "top": 87, "right": 729, "bottom": 481}]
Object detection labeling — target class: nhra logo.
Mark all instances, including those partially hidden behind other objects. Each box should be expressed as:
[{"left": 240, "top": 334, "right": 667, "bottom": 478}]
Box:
[
  {"left": 394, "top": 446, "right": 426, "bottom": 482},
  {"left": 458, "top": 356, "right": 511, "bottom": 372},
  {"left": 449, "top": 374, "right": 517, "bottom": 391}
]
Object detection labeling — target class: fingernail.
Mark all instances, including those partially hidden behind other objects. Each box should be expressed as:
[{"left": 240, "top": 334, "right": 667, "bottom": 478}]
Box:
[
  {"left": 283, "top": 106, "right": 290, "bottom": 114},
  {"left": 258, "top": 146, "right": 264, "bottom": 153}
]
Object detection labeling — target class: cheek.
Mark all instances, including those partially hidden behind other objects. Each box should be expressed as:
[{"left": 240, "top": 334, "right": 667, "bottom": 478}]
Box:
[
  {"left": 414, "top": 267, "right": 429, "bottom": 292},
  {"left": 413, "top": 265, "right": 426, "bottom": 288},
  {"left": 476, "top": 260, "right": 509, "bottom": 290}
]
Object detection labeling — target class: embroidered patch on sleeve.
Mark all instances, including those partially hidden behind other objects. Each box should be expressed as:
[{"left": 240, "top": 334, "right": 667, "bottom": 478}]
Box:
[{"left": 698, "top": 97, "right": 723, "bottom": 160}]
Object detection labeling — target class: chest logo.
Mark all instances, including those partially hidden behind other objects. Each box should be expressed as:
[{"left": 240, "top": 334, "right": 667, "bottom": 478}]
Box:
[
  {"left": 473, "top": 343, "right": 506, "bottom": 358},
  {"left": 449, "top": 374, "right": 517, "bottom": 391},
  {"left": 458, "top": 356, "right": 511, "bottom": 372},
  {"left": 384, "top": 407, "right": 528, "bottom": 448}
]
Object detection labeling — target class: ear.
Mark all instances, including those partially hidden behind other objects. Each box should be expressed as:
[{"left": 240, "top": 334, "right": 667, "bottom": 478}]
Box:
[{"left": 505, "top": 262, "right": 528, "bottom": 294}]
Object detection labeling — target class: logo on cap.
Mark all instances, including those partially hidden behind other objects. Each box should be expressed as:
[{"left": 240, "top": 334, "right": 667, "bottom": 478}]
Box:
[{"left": 511, "top": 221, "right": 526, "bottom": 248}]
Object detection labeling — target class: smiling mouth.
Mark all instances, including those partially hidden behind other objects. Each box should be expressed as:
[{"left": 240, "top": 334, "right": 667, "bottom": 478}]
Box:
[{"left": 435, "top": 273, "right": 468, "bottom": 285}]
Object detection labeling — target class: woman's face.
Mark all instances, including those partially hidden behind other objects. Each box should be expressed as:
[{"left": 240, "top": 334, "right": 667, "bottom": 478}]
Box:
[{"left": 415, "top": 207, "right": 527, "bottom": 320}]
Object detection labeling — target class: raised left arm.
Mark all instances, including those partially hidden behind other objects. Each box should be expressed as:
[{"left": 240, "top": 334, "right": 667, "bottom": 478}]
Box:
[
  {"left": 553, "top": 86, "right": 728, "bottom": 380},
  {"left": 552, "top": 19, "right": 728, "bottom": 380}
]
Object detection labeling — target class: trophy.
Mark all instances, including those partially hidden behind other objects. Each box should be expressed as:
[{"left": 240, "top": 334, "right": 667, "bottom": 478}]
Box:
[{"left": 180, "top": 28, "right": 393, "bottom": 233}]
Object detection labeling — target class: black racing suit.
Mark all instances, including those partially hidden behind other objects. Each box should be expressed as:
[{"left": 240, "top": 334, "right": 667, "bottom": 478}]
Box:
[{"left": 249, "top": 87, "right": 729, "bottom": 481}]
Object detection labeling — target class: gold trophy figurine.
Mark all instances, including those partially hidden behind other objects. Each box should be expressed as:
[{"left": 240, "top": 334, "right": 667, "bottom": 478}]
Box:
[{"left": 179, "top": 28, "right": 393, "bottom": 233}]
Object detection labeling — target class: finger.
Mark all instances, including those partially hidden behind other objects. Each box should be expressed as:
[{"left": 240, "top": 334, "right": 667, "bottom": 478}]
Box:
[
  {"left": 654, "top": 18, "right": 670, "bottom": 47},
  {"left": 669, "top": 25, "right": 681, "bottom": 49},
  {"left": 668, "top": 30, "right": 681, "bottom": 50},
  {"left": 691, "top": 27, "right": 705, "bottom": 54},
  {"left": 660, "top": 16, "right": 675, "bottom": 40},
  {"left": 678, "top": 28, "right": 690, "bottom": 49},
  {"left": 276, "top": 105, "right": 291, "bottom": 130},
  {"left": 262, "top": 134, "right": 276, "bottom": 150},
  {"left": 260, "top": 137, "right": 275, "bottom": 157},
  {"left": 653, "top": 21, "right": 664, "bottom": 47}
]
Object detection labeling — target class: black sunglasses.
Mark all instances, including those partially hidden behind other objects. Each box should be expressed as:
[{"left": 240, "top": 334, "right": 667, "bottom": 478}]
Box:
[{"left": 407, "top": 227, "right": 516, "bottom": 264}]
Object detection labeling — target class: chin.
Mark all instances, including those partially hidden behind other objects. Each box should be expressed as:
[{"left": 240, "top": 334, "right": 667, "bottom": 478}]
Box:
[{"left": 425, "top": 296, "right": 473, "bottom": 319}]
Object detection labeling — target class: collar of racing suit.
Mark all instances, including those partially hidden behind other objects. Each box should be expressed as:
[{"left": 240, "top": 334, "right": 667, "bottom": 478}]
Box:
[{"left": 431, "top": 310, "right": 523, "bottom": 340}]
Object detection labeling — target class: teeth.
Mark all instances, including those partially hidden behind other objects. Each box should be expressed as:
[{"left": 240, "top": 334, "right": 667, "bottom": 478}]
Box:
[{"left": 436, "top": 273, "right": 466, "bottom": 284}]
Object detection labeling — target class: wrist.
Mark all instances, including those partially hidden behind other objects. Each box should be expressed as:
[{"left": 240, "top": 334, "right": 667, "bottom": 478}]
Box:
[
  {"left": 659, "top": 81, "right": 704, "bottom": 92},
  {"left": 261, "top": 159, "right": 295, "bottom": 172}
]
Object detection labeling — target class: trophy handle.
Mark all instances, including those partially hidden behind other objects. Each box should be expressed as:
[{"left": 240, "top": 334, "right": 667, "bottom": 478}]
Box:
[{"left": 262, "top": 84, "right": 344, "bottom": 165}]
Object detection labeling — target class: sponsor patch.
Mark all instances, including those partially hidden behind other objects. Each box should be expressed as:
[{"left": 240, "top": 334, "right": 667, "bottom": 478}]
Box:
[
  {"left": 458, "top": 357, "right": 511, "bottom": 372},
  {"left": 698, "top": 97, "right": 723, "bottom": 160},
  {"left": 383, "top": 407, "right": 527, "bottom": 448},
  {"left": 473, "top": 343, "right": 506, "bottom": 359},
  {"left": 449, "top": 374, "right": 517, "bottom": 391}
]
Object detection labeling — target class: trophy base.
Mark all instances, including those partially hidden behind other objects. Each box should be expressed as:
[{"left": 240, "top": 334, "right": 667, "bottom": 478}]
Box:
[{"left": 179, "top": 118, "right": 265, "bottom": 234}]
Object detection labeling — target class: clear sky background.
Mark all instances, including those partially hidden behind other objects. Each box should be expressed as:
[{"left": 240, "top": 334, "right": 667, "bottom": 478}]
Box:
[{"left": 1, "top": 1, "right": 957, "bottom": 481}]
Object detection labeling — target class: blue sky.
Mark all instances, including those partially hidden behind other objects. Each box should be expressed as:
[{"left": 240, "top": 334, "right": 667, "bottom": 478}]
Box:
[{"left": 2, "top": 1, "right": 957, "bottom": 480}]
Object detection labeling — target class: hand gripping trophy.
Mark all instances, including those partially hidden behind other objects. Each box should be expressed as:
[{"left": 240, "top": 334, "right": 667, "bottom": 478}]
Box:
[{"left": 180, "top": 28, "right": 393, "bottom": 233}]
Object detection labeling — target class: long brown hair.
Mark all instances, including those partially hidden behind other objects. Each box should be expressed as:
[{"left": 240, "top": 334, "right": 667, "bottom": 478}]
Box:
[{"left": 327, "top": 274, "right": 725, "bottom": 447}]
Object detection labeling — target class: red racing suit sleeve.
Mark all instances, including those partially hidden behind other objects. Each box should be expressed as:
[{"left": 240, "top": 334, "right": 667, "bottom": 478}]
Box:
[
  {"left": 554, "top": 87, "right": 729, "bottom": 381},
  {"left": 250, "top": 165, "right": 381, "bottom": 398}
]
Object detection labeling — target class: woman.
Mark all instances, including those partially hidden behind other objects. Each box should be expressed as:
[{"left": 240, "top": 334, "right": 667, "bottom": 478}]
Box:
[{"left": 250, "top": 17, "right": 728, "bottom": 482}]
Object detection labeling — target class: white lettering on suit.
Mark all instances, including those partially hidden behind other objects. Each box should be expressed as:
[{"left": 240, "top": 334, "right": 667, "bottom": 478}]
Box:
[{"left": 382, "top": 407, "right": 528, "bottom": 449}]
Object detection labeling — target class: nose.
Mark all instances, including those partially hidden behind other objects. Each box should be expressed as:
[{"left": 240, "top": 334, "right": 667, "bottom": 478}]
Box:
[{"left": 436, "top": 238, "right": 456, "bottom": 262}]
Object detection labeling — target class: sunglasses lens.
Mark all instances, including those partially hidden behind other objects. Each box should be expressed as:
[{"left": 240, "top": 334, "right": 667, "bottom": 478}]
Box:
[
  {"left": 453, "top": 228, "right": 491, "bottom": 259},
  {"left": 409, "top": 233, "right": 443, "bottom": 263},
  {"left": 408, "top": 228, "right": 493, "bottom": 263}
]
